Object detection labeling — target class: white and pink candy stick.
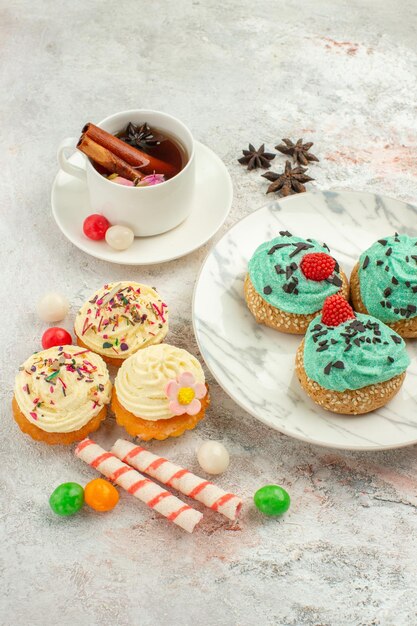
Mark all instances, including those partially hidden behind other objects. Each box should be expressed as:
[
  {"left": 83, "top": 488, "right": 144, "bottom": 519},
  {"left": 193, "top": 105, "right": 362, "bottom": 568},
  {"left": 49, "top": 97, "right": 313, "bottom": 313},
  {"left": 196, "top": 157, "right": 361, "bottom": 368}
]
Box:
[
  {"left": 75, "top": 439, "right": 203, "bottom": 533},
  {"left": 111, "top": 439, "right": 243, "bottom": 521}
]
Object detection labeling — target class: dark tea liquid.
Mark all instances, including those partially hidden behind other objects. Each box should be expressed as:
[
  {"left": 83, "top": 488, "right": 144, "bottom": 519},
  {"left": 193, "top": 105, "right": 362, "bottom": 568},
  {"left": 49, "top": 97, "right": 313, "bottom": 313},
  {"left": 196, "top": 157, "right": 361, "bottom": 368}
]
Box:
[{"left": 116, "top": 125, "right": 187, "bottom": 180}]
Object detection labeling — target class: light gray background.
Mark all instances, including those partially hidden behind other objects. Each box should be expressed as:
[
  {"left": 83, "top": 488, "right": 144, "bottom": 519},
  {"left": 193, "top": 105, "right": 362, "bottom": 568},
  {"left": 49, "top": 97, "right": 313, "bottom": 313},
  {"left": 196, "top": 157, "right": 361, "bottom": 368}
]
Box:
[{"left": 1, "top": 2, "right": 417, "bottom": 625}]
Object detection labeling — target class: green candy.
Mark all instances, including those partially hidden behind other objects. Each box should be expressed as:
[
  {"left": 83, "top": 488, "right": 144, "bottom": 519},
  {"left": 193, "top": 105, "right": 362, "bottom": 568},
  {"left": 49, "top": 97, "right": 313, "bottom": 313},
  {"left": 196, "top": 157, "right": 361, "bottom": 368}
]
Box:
[
  {"left": 254, "top": 485, "right": 290, "bottom": 516},
  {"left": 49, "top": 482, "right": 84, "bottom": 516}
]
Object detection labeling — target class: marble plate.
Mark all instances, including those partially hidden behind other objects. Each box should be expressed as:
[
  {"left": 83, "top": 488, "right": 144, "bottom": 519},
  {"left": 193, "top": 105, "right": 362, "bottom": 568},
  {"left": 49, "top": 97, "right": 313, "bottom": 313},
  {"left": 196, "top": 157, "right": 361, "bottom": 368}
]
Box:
[
  {"left": 51, "top": 141, "right": 233, "bottom": 265},
  {"left": 193, "top": 190, "right": 417, "bottom": 450}
]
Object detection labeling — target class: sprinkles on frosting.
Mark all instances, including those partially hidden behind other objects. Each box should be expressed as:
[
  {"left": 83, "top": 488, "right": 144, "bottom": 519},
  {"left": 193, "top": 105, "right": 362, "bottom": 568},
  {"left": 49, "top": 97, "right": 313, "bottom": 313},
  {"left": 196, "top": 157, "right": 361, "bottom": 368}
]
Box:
[
  {"left": 303, "top": 312, "right": 410, "bottom": 392},
  {"left": 17, "top": 347, "right": 108, "bottom": 423},
  {"left": 248, "top": 232, "right": 344, "bottom": 315},
  {"left": 358, "top": 234, "right": 417, "bottom": 323},
  {"left": 75, "top": 282, "right": 168, "bottom": 357}
]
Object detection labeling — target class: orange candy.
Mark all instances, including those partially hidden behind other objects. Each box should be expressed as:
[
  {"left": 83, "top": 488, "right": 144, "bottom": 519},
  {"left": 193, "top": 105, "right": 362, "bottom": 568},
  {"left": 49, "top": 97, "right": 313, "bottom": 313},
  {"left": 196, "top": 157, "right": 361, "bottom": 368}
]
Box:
[{"left": 84, "top": 478, "right": 119, "bottom": 512}]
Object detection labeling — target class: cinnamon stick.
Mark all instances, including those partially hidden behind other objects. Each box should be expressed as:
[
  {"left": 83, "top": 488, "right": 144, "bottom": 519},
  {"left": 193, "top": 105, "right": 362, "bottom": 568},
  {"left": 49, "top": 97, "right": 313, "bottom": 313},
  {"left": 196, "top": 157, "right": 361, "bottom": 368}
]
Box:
[
  {"left": 82, "top": 122, "right": 178, "bottom": 178},
  {"left": 77, "top": 134, "right": 143, "bottom": 182}
]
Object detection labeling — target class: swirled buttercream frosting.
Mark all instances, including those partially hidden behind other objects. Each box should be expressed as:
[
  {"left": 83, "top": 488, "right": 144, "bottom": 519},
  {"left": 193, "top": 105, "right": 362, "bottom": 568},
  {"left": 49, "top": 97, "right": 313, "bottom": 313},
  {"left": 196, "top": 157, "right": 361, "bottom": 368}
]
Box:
[
  {"left": 115, "top": 344, "right": 205, "bottom": 421},
  {"left": 248, "top": 232, "right": 343, "bottom": 314},
  {"left": 74, "top": 282, "right": 168, "bottom": 359},
  {"left": 303, "top": 313, "right": 410, "bottom": 392},
  {"left": 14, "top": 345, "right": 111, "bottom": 432},
  {"left": 358, "top": 234, "right": 417, "bottom": 323}
]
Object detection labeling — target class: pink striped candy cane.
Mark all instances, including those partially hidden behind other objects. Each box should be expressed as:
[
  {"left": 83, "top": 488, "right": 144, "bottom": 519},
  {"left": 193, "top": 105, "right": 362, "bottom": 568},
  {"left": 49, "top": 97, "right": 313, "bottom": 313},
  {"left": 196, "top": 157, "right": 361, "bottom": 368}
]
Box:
[
  {"left": 75, "top": 439, "right": 203, "bottom": 533},
  {"left": 111, "top": 439, "right": 243, "bottom": 521}
]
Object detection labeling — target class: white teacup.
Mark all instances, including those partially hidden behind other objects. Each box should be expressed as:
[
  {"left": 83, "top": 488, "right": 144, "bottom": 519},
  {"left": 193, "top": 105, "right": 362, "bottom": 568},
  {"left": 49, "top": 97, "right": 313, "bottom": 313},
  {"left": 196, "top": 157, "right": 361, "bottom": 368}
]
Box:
[{"left": 58, "top": 109, "right": 195, "bottom": 237}]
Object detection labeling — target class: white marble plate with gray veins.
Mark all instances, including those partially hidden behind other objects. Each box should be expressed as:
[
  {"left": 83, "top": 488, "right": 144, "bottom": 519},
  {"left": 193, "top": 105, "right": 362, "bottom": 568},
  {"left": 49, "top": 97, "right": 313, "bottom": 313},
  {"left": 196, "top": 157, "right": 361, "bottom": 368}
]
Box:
[{"left": 193, "top": 191, "right": 417, "bottom": 450}]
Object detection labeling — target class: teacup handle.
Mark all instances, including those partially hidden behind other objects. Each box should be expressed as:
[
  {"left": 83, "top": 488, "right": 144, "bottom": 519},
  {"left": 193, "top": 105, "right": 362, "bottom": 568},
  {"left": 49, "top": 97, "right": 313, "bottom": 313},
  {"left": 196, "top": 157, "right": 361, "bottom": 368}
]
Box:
[{"left": 57, "top": 137, "right": 87, "bottom": 182}]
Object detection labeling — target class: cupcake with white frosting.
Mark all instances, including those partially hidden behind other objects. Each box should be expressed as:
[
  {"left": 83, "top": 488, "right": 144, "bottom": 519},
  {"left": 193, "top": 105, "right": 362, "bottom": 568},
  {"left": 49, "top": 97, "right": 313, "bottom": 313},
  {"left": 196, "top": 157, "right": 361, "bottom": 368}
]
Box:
[
  {"left": 74, "top": 281, "right": 169, "bottom": 367},
  {"left": 112, "top": 343, "right": 210, "bottom": 440},
  {"left": 13, "top": 345, "right": 112, "bottom": 444}
]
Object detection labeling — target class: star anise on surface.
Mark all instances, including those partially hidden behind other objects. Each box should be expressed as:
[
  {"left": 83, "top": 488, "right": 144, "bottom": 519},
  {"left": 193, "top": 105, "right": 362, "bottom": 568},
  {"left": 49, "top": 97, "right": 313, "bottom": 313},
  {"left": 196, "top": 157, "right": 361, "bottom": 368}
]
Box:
[
  {"left": 238, "top": 144, "right": 276, "bottom": 170},
  {"left": 125, "top": 122, "right": 163, "bottom": 150},
  {"left": 275, "top": 138, "right": 319, "bottom": 166},
  {"left": 262, "top": 160, "right": 314, "bottom": 196}
]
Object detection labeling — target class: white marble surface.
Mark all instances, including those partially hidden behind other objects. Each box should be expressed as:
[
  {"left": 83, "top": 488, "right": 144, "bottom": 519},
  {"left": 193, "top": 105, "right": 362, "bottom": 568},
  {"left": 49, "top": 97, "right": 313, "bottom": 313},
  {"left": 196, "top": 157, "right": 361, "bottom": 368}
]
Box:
[{"left": 2, "top": 2, "right": 417, "bottom": 625}]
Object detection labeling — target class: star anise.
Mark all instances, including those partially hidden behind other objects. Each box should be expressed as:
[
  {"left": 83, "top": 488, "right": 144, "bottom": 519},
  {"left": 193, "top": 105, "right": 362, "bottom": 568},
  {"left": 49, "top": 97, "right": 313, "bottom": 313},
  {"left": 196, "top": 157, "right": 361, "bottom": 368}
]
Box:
[
  {"left": 125, "top": 122, "right": 164, "bottom": 150},
  {"left": 275, "top": 138, "right": 319, "bottom": 166},
  {"left": 238, "top": 144, "right": 275, "bottom": 170},
  {"left": 262, "top": 160, "right": 314, "bottom": 196}
]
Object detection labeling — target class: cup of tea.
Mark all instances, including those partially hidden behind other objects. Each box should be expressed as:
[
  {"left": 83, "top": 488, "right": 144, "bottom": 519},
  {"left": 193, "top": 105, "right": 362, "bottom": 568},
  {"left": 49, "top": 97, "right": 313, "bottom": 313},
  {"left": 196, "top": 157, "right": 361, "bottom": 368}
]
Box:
[{"left": 57, "top": 109, "right": 195, "bottom": 236}]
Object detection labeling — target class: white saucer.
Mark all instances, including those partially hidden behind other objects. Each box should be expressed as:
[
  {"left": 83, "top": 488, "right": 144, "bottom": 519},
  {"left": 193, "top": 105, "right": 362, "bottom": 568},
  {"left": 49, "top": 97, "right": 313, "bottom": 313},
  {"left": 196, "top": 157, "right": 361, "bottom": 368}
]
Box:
[
  {"left": 193, "top": 191, "right": 417, "bottom": 451},
  {"left": 51, "top": 141, "right": 233, "bottom": 265}
]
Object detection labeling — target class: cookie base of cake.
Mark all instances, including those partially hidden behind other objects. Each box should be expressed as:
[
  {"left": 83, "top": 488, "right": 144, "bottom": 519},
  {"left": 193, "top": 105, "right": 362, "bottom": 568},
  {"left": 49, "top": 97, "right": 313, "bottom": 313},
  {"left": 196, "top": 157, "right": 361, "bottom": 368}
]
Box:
[
  {"left": 12, "top": 396, "right": 107, "bottom": 445},
  {"left": 111, "top": 387, "right": 210, "bottom": 440},
  {"left": 75, "top": 335, "right": 127, "bottom": 367},
  {"left": 295, "top": 341, "right": 406, "bottom": 415},
  {"left": 244, "top": 272, "right": 350, "bottom": 335},
  {"left": 350, "top": 262, "right": 417, "bottom": 338}
]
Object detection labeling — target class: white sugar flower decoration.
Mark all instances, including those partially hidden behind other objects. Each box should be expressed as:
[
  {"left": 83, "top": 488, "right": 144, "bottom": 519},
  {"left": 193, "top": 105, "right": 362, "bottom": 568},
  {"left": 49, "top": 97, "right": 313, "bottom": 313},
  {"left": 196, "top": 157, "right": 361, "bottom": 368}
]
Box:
[{"left": 165, "top": 372, "right": 207, "bottom": 416}]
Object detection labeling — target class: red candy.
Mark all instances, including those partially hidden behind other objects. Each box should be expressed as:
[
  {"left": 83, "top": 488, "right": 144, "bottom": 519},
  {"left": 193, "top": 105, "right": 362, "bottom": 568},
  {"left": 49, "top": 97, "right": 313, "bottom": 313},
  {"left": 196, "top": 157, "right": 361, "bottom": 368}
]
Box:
[
  {"left": 42, "top": 327, "right": 72, "bottom": 349},
  {"left": 300, "top": 252, "right": 336, "bottom": 281},
  {"left": 83, "top": 214, "right": 110, "bottom": 241},
  {"left": 322, "top": 294, "right": 355, "bottom": 327}
]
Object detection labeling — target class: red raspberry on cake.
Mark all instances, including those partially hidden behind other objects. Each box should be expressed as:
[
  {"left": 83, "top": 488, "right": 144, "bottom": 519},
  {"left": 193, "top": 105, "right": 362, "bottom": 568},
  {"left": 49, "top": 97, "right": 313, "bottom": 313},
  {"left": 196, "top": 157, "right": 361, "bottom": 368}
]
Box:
[
  {"left": 300, "top": 252, "right": 336, "bottom": 281},
  {"left": 322, "top": 294, "right": 355, "bottom": 327}
]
